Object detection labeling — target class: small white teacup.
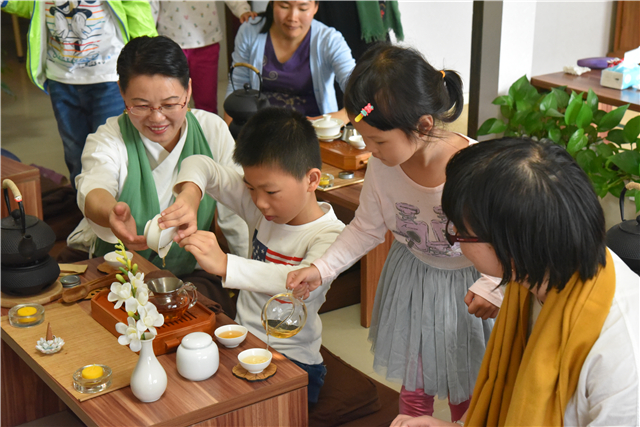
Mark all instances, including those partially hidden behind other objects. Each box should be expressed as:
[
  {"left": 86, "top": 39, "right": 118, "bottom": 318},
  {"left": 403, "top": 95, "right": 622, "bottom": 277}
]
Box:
[
  {"left": 238, "top": 348, "right": 272, "bottom": 374},
  {"left": 144, "top": 214, "right": 177, "bottom": 258},
  {"left": 104, "top": 251, "right": 134, "bottom": 269}
]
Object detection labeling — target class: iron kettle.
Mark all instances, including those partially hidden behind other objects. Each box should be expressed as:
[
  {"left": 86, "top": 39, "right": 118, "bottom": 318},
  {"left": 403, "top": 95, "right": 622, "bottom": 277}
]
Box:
[
  {"left": 1, "top": 179, "right": 56, "bottom": 266},
  {"left": 606, "top": 183, "right": 640, "bottom": 275},
  {"left": 223, "top": 62, "right": 270, "bottom": 139}
]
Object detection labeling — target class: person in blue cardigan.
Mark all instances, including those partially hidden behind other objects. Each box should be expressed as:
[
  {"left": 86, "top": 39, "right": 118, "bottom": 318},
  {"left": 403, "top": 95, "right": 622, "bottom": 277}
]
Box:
[{"left": 223, "top": 1, "right": 355, "bottom": 126}]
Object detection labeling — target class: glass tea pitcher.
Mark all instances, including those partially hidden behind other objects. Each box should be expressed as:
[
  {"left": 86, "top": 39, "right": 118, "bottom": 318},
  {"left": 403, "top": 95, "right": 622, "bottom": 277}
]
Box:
[
  {"left": 261, "top": 292, "right": 307, "bottom": 339},
  {"left": 146, "top": 277, "right": 197, "bottom": 322}
]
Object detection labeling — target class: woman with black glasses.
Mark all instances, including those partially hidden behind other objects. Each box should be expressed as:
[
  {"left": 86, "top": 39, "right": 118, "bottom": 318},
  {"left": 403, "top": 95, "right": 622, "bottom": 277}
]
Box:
[
  {"left": 65, "top": 36, "right": 249, "bottom": 316},
  {"left": 392, "top": 137, "right": 639, "bottom": 426}
]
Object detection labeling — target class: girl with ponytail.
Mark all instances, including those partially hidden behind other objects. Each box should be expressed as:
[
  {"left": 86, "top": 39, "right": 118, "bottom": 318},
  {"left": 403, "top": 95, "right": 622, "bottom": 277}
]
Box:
[{"left": 287, "top": 43, "right": 502, "bottom": 420}]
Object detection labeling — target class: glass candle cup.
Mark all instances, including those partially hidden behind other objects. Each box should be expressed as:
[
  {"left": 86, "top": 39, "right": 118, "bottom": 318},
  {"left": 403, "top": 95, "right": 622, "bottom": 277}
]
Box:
[
  {"left": 8, "top": 304, "right": 45, "bottom": 328},
  {"left": 73, "top": 364, "right": 112, "bottom": 393}
]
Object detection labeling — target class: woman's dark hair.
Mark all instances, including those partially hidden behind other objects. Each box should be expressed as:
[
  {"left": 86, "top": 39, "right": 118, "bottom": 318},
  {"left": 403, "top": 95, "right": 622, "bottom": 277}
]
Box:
[
  {"left": 344, "top": 43, "right": 464, "bottom": 138},
  {"left": 441, "top": 137, "right": 606, "bottom": 293},
  {"left": 234, "top": 107, "right": 321, "bottom": 179},
  {"left": 256, "top": 1, "right": 317, "bottom": 33},
  {"left": 117, "top": 36, "right": 190, "bottom": 93}
]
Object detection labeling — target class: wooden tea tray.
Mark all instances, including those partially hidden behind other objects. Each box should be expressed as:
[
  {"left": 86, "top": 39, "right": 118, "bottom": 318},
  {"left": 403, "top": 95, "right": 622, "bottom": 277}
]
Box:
[
  {"left": 91, "top": 289, "right": 216, "bottom": 356},
  {"left": 320, "top": 139, "right": 371, "bottom": 170},
  {"left": 317, "top": 163, "right": 366, "bottom": 191}
]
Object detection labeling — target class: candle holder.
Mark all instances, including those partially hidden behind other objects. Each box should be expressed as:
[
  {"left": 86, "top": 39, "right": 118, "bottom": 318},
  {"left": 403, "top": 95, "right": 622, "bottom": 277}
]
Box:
[
  {"left": 73, "top": 364, "right": 112, "bottom": 394},
  {"left": 8, "top": 303, "right": 44, "bottom": 328}
]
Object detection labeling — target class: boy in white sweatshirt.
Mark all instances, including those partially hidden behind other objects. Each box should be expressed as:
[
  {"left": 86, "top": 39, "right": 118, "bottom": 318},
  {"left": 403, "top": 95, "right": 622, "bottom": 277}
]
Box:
[{"left": 160, "top": 107, "right": 345, "bottom": 404}]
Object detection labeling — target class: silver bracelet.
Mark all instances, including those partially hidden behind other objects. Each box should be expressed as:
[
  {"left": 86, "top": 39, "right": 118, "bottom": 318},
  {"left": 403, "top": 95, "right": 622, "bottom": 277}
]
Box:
[{"left": 454, "top": 421, "right": 464, "bottom": 426}]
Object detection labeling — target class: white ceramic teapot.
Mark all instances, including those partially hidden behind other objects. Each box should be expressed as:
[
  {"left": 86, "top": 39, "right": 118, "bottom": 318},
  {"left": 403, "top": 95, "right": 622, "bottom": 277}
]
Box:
[{"left": 176, "top": 332, "right": 219, "bottom": 381}]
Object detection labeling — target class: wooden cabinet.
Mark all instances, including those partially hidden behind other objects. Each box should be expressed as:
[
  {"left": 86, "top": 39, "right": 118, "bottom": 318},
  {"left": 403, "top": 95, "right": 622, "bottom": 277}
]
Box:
[
  {"left": 610, "top": 2, "right": 640, "bottom": 58},
  {"left": 1, "top": 157, "right": 43, "bottom": 220}
]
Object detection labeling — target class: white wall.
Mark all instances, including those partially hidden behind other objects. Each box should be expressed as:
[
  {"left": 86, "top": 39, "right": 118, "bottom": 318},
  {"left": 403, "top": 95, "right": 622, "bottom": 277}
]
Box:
[
  {"left": 397, "top": 0, "right": 613, "bottom": 100},
  {"left": 531, "top": 2, "right": 614, "bottom": 77},
  {"left": 395, "top": 1, "right": 474, "bottom": 102}
]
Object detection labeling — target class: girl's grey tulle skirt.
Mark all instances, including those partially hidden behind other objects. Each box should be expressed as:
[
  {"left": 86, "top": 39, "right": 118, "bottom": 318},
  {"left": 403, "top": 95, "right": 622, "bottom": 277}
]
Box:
[{"left": 368, "top": 241, "right": 494, "bottom": 405}]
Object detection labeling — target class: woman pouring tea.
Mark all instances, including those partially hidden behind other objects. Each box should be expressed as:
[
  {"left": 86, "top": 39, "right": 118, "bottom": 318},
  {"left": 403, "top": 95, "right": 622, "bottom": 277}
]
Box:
[{"left": 63, "top": 36, "right": 249, "bottom": 317}]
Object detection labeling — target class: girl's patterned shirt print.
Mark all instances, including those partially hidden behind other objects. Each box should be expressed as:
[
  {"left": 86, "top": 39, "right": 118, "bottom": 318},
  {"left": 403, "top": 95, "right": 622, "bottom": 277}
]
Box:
[{"left": 393, "top": 202, "right": 462, "bottom": 257}]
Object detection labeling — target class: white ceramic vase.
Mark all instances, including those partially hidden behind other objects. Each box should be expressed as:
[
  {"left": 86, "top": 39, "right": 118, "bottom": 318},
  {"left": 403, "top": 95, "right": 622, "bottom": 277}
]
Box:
[{"left": 130, "top": 337, "right": 167, "bottom": 403}]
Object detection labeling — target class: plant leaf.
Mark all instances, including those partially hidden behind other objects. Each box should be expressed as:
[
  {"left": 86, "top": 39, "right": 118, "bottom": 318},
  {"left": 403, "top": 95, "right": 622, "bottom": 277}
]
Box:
[
  {"left": 623, "top": 115, "right": 640, "bottom": 143},
  {"left": 567, "top": 129, "right": 587, "bottom": 155},
  {"left": 548, "top": 127, "right": 562, "bottom": 143},
  {"left": 609, "top": 150, "right": 640, "bottom": 175},
  {"left": 593, "top": 110, "right": 606, "bottom": 126},
  {"left": 524, "top": 111, "right": 543, "bottom": 135},
  {"left": 545, "top": 108, "right": 564, "bottom": 118},
  {"left": 576, "top": 149, "right": 597, "bottom": 173},
  {"left": 586, "top": 89, "right": 599, "bottom": 112},
  {"left": 596, "top": 142, "right": 615, "bottom": 158},
  {"left": 605, "top": 129, "right": 628, "bottom": 145},
  {"left": 500, "top": 104, "right": 514, "bottom": 119},
  {"left": 564, "top": 96, "right": 582, "bottom": 126},
  {"left": 551, "top": 87, "right": 570, "bottom": 109},
  {"left": 492, "top": 95, "right": 513, "bottom": 106},
  {"left": 598, "top": 104, "right": 629, "bottom": 132},
  {"left": 575, "top": 103, "right": 594, "bottom": 129},
  {"left": 508, "top": 75, "right": 531, "bottom": 101},
  {"left": 539, "top": 92, "right": 558, "bottom": 113},
  {"left": 477, "top": 118, "right": 507, "bottom": 136}
]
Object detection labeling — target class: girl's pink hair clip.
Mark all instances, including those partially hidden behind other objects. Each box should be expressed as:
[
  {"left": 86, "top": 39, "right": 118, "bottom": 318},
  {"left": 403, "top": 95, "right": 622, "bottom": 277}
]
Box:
[{"left": 355, "top": 103, "right": 374, "bottom": 122}]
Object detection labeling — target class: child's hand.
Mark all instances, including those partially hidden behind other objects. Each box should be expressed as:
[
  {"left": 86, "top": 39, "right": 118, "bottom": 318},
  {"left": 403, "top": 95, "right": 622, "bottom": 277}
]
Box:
[
  {"left": 239, "top": 11, "right": 257, "bottom": 23},
  {"left": 178, "top": 230, "right": 227, "bottom": 278},
  {"left": 391, "top": 414, "right": 457, "bottom": 426},
  {"left": 291, "top": 282, "right": 311, "bottom": 301},
  {"left": 286, "top": 266, "right": 322, "bottom": 293},
  {"left": 464, "top": 290, "right": 499, "bottom": 320},
  {"left": 159, "top": 182, "right": 202, "bottom": 240}
]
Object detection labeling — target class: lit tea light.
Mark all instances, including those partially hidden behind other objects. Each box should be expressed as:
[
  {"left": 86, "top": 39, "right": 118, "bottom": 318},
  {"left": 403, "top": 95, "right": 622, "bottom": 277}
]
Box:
[
  {"left": 73, "top": 364, "right": 112, "bottom": 394},
  {"left": 82, "top": 365, "right": 104, "bottom": 380},
  {"left": 9, "top": 304, "right": 45, "bottom": 328}
]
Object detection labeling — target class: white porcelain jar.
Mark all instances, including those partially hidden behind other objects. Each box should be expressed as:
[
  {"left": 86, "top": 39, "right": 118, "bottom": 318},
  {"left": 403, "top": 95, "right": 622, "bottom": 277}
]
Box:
[{"left": 176, "top": 332, "right": 219, "bottom": 381}]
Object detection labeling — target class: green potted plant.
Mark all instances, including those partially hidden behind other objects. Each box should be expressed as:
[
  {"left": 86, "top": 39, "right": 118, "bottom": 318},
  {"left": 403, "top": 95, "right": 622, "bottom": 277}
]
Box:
[{"left": 478, "top": 75, "right": 640, "bottom": 212}]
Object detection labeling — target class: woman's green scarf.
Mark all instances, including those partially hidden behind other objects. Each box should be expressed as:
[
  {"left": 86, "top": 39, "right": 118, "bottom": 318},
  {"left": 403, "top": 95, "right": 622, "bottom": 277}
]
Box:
[
  {"left": 356, "top": 1, "right": 404, "bottom": 43},
  {"left": 94, "top": 111, "right": 216, "bottom": 276}
]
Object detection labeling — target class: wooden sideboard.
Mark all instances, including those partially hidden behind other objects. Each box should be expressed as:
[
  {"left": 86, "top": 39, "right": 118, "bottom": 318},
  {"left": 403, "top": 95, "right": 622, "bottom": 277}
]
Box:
[{"left": 1, "top": 156, "right": 43, "bottom": 220}]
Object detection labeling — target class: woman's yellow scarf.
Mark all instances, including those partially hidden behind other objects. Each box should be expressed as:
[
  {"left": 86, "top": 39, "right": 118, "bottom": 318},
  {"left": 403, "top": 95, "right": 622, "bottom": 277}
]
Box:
[{"left": 466, "top": 249, "right": 616, "bottom": 426}]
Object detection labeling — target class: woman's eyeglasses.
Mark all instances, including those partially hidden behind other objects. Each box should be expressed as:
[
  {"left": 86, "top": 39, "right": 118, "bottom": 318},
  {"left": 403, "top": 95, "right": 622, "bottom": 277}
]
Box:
[
  {"left": 445, "top": 219, "right": 483, "bottom": 246},
  {"left": 126, "top": 91, "right": 188, "bottom": 116}
]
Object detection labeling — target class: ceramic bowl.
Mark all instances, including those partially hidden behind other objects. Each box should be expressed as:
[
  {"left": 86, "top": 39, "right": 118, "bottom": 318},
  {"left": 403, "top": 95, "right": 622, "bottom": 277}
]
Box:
[
  {"left": 214, "top": 325, "right": 248, "bottom": 348},
  {"left": 312, "top": 114, "right": 344, "bottom": 138},
  {"left": 238, "top": 348, "right": 272, "bottom": 374},
  {"left": 348, "top": 134, "right": 366, "bottom": 150},
  {"left": 144, "top": 214, "right": 177, "bottom": 258},
  {"left": 103, "top": 251, "right": 134, "bottom": 269}
]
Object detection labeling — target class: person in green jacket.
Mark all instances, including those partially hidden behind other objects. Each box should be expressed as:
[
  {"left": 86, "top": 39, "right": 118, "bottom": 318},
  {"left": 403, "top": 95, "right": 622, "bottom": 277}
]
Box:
[{"left": 1, "top": 0, "right": 157, "bottom": 189}]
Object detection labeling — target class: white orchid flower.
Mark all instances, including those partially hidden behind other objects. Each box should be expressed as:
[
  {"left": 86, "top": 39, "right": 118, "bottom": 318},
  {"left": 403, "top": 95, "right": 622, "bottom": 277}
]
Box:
[
  {"left": 108, "top": 281, "right": 133, "bottom": 310},
  {"left": 135, "top": 285, "right": 149, "bottom": 306},
  {"left": 115, "top": 317, "right": 142, "bottom": 352},
  {"left": 128, "top": 271, "right": 145, "bottom": 293},
  {"left": 137, "top": 303, "right": 165, "bottom": 337}
]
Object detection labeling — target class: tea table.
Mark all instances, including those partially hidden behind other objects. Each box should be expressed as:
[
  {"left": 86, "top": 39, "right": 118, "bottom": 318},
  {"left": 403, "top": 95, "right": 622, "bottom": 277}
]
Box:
[{"left": 1, "top": 253, "right": 308, "bottom": 426}]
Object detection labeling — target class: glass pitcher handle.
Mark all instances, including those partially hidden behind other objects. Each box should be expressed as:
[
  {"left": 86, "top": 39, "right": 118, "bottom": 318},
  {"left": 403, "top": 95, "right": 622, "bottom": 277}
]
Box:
[{"left": 183, "top": 282, "right": 198, "bottom": 309}]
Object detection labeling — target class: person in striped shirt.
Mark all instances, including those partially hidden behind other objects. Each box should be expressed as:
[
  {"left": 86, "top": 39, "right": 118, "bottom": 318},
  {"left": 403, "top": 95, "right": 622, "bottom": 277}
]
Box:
[{"left": 160, "top": 107, "right": 345, "bottom": 405}]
